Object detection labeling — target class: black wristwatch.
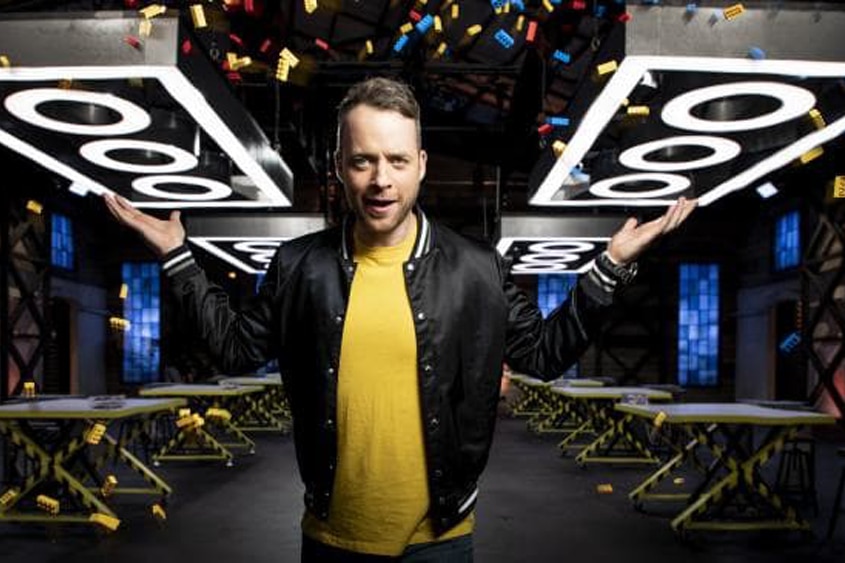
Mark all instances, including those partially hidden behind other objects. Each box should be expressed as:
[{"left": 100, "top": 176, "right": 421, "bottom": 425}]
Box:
[{"left": 596, "top": 251, "right": 638, "bottom": 285}]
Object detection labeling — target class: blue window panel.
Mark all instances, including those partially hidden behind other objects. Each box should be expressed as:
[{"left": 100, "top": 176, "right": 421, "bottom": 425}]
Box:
[
  {"left": 51, "top": 213, "right": 74, "bottom": 269},
  {"left": 536, "top": 274, "right": 579, "bottom": 377},
  {"left": 774, "top": 210, "right": 800, "bottom": 271},
  {"left": 122, "top": 262, "right": 161, "bottom": 384},
  {"left": 677, "top": 263, "right": 719, "bottom": 387}
]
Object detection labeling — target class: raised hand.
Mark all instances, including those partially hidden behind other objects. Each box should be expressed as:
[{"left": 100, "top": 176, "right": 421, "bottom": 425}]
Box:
[
  {"left": 103, "top": 193, "right": 185, "bottom": 258},
  {"left": 606, "top": 197, "right": 697, "bottom": 265}
]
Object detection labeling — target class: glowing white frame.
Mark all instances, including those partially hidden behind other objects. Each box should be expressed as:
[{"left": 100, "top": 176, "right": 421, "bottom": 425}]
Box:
[
  {"left": 0, "top": 65, "right": 293, "bottom": 208},
  {"left": 530, "top": 56, "right": 845, "bottom": 207},
  {"left": 189, "top": 236, "right": 289, "bottom": 274},
  {"left": 495, "top": 237, "right": 609, "bottom": 275}
]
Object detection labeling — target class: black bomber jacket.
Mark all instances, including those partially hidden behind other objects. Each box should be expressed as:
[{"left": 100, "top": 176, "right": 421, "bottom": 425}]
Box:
[{"left": 161, "top": 209, "right": 629, "bottom": 535}]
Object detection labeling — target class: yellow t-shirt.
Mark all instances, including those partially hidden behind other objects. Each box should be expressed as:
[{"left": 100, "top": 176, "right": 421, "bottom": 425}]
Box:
[{"left": 302, "top": 220, "right": 473, "bottom": 555}]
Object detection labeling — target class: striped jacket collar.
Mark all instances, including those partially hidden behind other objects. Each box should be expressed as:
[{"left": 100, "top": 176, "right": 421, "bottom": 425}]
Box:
[{"left": 340, "top": 207, "right": 432, "bottom": 262}]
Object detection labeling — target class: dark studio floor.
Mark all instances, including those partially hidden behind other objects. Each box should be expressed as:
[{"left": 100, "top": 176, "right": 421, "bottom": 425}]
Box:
[{"left": 2, "top": 409, "right": 845, "bottom": 563}]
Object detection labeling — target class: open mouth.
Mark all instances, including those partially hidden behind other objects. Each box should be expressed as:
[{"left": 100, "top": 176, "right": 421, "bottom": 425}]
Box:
[{"left": 364, "top": 198, "right": 396, "bottom": 212}]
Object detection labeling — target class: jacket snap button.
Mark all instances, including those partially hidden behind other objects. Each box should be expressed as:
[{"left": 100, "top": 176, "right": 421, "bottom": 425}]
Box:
[
  {"left": 417, "top": 312, "right": 425, "bottom": 321},
  {"left": 429, "top": 417, "right": 439, "bottom": 429},
  {"left": 406, "top": 263, "right": 415, "bottom": 272}
]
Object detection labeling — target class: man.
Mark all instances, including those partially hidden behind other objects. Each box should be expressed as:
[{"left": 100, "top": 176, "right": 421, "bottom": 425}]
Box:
[{"left": 104, "top": 76, "right": 695, "bottom": 561}]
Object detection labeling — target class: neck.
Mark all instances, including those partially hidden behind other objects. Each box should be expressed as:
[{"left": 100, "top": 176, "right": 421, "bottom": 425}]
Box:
[{"left": 354, "top": 212, "right": 417, "bottom": 248}]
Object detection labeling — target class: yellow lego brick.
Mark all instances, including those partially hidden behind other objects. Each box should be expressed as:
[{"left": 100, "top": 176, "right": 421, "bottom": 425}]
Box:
[
  {"left": 23, "top": 381, "right": 36, "bottom": 397},
  {"left": 178, "top": 408, "right": 191, "bottom": 418},
  {"left": 466, "top": 24, "right": 483, "bottom": 37},
  {"left": 450, "top": 4, "right": 459, "bottom": 19},
  {"left": 101, "top": 475, "right": 118, "bottom": 497},
  {"left": 276, "top": 63, "right": 291, "bottom": 82},
  {"left": 596, "top": 483, "right": 613, "bottom": 494},
  {"left": 516, "top": 15, "right": 525, "bottom": 32},
  {"left": 552, "top": 140, "right": 567, "bottom": 158},
  {"left": 809, "top": 108, "right": 826, "bottom": 130},
  {"left": 85, "top": 422, "right": 107, "bottom": 445},
  {"left": 151, "top": 503, "right": 167, "bottom": 521},
  {"left": 280, "top": 48, "right": 300, "bottom": 68},
  {"left": 139, "top": 4, "right": 166, "bottom": 19},
  {"left": 176, "top": 415, "right": 195, "bottom": 429},
  {"left": 138, "top": 18, "right": 152, "bottom": 38},
  {"left": 400, "top": 22, "right": 414, "bottom": 34},
  {"left": 26, "top": 200, "right": 43, "bottom": 214},
  {"left": 190, "top": 5, "right": 207, "bottom": 29},
  {"left": 435, "top": 42, "right": 448, "bottom": 57},
  {"left": 653, "top": 411, "right": 667, "bottom": 428},
  {"left": 433, "top": 15, "right": 442, "bottom": 33},
  {"left": 304, "top": 0, "right": 318, "bottom": 14},
  {"left": 227, "top": 53, "right": 252, "bottom": 71},
  {"left": 722, "top": 3, "right": 744, "bottom": 20},
  {"left": 798, "top": 146, "right": 823, "bottom": 165},
  {"left": 36, "top": 494, "right": 59, "bottom": 515},
  {"left": 543, "top": 0, "right": 554, "bottom": 13},
  {"left": 365, "top": 40, "right": 374, "bottom": 55},
  {"left": 595, "top": 60, "right": 618, "bottom": 77},
  {"left": 0, "top": 55, "right": 10, "bottom": 68},
  {"left": 833, "top": 176, "right": 845, "bottom": 198},
  {"left": 90, "top": 512, "right": 121, "bottom": 531},
  {"left": 0, "top": 488, "right": 18, "bottom": 508},
  {"left": 673, "top": 477, "right": 685, "bottom": 486},
  {"left": 627, "top": 105, "right": 650, "bottom": 117},
  {"left": 206, "top": 408, "right": 232, "bottom": 422}
]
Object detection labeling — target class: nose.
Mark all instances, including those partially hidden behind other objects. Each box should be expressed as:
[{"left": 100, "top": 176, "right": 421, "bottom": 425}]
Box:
[{"left": 371, "top": 158, "right": 391, "bottom": 189}]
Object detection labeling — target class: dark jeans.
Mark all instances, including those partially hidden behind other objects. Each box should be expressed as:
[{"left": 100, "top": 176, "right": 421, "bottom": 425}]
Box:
[{"left": 301, "top": 534, "right": 473, "bottom": 563}]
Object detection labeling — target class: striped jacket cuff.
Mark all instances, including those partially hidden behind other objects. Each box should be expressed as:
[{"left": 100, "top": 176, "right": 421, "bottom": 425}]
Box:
[
  {"left": 580, "top": 251, "right": 637, "bottom": 305},
  {"left": 161, "top": 245, "right": 197, "bottom": 278}
]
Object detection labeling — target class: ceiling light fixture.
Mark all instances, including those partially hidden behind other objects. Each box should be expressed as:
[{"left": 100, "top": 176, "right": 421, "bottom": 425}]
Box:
[
  {"left": 530, "top": 56, "right": 845, "bottom": 208},
  {"left": 0, "top": 15, "right": 293, "bottom": 209}
]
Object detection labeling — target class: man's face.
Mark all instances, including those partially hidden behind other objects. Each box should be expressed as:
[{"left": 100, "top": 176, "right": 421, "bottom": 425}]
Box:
[{"left": 336, "top": 104, "right": 427, "bottom": 247}]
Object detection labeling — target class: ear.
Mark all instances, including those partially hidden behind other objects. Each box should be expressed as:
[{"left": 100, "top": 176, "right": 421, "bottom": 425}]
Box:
[{"left": 418, "top": 149, "right": 427, "bottom": 183}]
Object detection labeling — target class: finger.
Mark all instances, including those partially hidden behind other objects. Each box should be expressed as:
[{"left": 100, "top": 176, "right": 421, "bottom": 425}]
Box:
[
  {"left": 169, "top": 210, "right": 181, "bottom": 224},
  {"left": 620, "top": 216, "right": 638, "bottom": 233},
  {"left": 104, "top": 193, "right": 131, "bottom": 224},
  {"left": 667, "top": 198, "right": 696, "bottom": 231},
  {"left": 663, "top": 198, "right": 687, "bottom": 232}
]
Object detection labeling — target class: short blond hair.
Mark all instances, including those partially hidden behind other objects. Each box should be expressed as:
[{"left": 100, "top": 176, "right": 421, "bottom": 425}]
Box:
[{"left": 336, "top": 76, "right": 422, "bottom": 149}]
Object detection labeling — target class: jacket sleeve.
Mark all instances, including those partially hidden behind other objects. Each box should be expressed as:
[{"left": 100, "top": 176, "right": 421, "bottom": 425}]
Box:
[
  {"left": 502, "top": 251, "right": 633, "bottom": 381},
  {"left": 160, "top": 244, "right": 279, "bottom": 374}
]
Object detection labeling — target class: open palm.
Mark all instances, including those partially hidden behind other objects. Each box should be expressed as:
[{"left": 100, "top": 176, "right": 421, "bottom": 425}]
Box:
[
  {"left": 607, "top": 197, "right": 697, "bottom": 265},
  {"left": 103, "top": 193, "right": 185, "bottom": 258}
]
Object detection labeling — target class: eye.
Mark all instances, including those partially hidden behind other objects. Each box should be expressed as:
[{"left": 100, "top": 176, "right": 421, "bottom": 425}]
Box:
[{"left": 350, "top": 156, "right": 369, "bottom": 170}]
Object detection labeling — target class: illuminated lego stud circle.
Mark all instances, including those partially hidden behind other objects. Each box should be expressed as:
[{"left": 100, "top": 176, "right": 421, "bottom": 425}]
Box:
[
  {"left": 512, "top": 241, "right": 597, "bottom": 273},
  {"left": 4, "top": 88, "right": 151, "bottom": 136},
  {"left": 619, "top": 135, "right": 741, "bottom": 172},
  {"left": 80, "top": 139, "right": 198, "bottom": 174},
  {"left": 661, "top": 81, "right": 816, "bottom": 133},
  {"left": 133, "top": 175, "right": 233, "bottom": 200},
  {"left": 590, "top": 172, "right": 690, "bottom": 199}
]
